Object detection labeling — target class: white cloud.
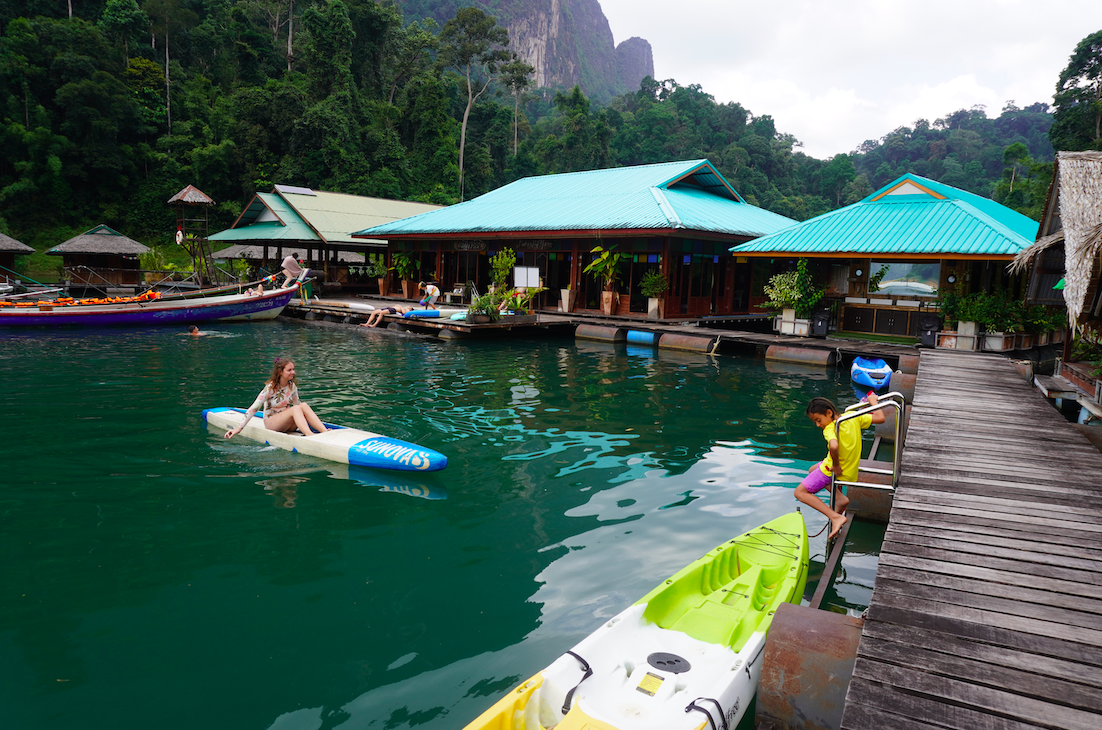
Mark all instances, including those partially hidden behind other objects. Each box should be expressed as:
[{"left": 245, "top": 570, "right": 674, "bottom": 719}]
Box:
[{"left": 597, "top": 0, "right": 1102, "bottom": 158}]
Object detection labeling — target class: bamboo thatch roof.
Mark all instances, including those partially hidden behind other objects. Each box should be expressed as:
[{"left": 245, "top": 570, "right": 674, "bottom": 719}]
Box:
[
  {"left": 1058, "top": 151, "right": 1102, "bottom": 323},
  {"left": 47, "top": 225, "right": 149, "bottom": 255},
  {"left": 167, "top": 185, "right": 215, "bottom": 205},
  {"left": 0, "top": 232, "right": 34, "bottom": 253},
  {"left": 1010, "top": 230, "right": 1064, "bottom": 274}
]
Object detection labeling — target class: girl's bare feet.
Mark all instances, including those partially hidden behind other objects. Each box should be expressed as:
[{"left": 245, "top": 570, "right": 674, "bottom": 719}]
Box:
[{"left": 829, "top": 513, "right": 848, "bottom": 539}]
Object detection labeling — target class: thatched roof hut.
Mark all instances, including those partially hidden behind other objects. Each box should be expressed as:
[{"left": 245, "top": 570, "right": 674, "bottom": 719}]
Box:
[
  {"left": 0, "top": 232, "right": 34, "bottom": 254},
  {"left": 167, "top": 185, "right": 215, "bottom": 206},
  {"left": 47, "top": 225, "right": 149, "bottom": 256}
]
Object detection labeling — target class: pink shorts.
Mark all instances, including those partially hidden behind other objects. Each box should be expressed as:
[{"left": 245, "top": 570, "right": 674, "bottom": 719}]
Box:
[{"left": 800, "top": 462, "right": 833, "bottom": 494}]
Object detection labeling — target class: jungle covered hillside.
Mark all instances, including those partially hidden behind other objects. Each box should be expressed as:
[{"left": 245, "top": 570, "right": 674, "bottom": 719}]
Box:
[{"left": 1, "top": 1, "right": 1096, "bottom": 262}]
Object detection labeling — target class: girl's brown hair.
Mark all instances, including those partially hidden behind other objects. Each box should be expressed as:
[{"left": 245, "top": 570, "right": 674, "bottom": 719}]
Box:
[
  {"left": 266, "top": 358, "right": 294, "bottom": 391},
  {"left": 805, "top": 397, "right": 837, "bottom": 419}
]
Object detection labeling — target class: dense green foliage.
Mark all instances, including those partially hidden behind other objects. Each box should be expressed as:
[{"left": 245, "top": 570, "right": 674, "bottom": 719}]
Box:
[{"left": 0, "top": 0, "right": 1095, "bottom": 271}]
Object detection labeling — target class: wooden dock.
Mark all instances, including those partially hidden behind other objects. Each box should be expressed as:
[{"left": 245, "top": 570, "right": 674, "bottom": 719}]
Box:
[
  {"left": 285, "top": 297, "right": 920, "bottom": 362},
  {"left": 841, "top": 349, "right": 1102, "bottom": 730}
]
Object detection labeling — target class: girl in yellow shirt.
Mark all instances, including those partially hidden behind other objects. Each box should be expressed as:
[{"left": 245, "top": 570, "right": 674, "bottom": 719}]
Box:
[{"left": 798, "top": 394, "right": 884, "bottom": 538}]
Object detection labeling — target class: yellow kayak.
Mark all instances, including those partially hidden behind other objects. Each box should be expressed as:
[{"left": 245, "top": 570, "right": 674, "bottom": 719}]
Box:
[{"left": 464, "top": 512, "right": 809, "bottom": 730}]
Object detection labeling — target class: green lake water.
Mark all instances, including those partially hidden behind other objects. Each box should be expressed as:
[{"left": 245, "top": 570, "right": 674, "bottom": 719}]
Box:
[{"left": 0, "top": 321, "right": 882, "bottom": 730}]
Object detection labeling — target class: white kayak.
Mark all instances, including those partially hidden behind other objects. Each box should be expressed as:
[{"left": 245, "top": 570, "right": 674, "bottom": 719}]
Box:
[
  {"left": 202, "top": 407, "right": 448, "bottom": 472},
  {"left": 463, "top": 512, "right": 809, "bottom": 730}
]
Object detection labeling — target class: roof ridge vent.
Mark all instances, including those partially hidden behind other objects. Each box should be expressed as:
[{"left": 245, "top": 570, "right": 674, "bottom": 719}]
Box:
[{"left": 274, "top": 184, "right": 316, "bottom": 196}]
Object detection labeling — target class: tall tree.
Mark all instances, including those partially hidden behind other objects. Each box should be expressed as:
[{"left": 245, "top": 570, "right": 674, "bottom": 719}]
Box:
[
  {"left": 98, "top": 0, "right": 148, "bottom": 66},
  {"left": 1051, "top": 29, "right": 1102, "bottom": 151},
  {"left": 499, "top": 54, "right": 534, "bottom": 156},
  {"left": 437, "top": 7, "right": 510, "bottom": 200},
  {"left": 141, "top": 0, "right": 197, "bottom": 134}
]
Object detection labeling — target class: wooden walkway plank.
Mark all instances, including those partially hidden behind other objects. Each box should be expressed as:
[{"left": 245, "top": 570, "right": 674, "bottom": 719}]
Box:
[
  {"left": 887, "top": 508, "right": 1102, "bottom": 549},
  {"left": 876, "top": 553, "right": 1102, "bottom": 602},
  {"left": 842, "top": 350, "right": 1102, "bottom": 730},
  {"left": 881, "top": 541, "right": 1102, "bottom": 587},
  {"left": 861, "top": 618, "right": 1102, "bottom": 688},
  {"left": 844, "top": 678, "right": 1051, "bottom": 730},
  {"left": 884, "top": 501, "right": 1102, "bottom": 534},
  {"left": 892, "top": 488, "right": 1102, "bottom": 522},
  {"left": 872, "top": 577, "right": 1102, "bottom": 631},
  {"left": 884, "top": 523, "right": 1101, "bottom": 562},
  {"left": 856, "top": 635, "right": 1102, "bottom": 710},
  {"left": 881, "top": 530, "right": 1102, "bottom": 573},
  {"left": 850, "top": 661, "right": 1102, "bottom": 730}
]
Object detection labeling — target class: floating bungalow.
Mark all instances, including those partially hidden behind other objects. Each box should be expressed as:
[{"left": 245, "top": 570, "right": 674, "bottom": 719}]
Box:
[
  {"left": 1, "top": 232, "right": 34, "bottom": 287},
  {"left": 731, "top": 174, "right": 1039, "bottom": 336},
  {"left": 352, "top": 160, "right": 796, "bottom": 317},
  {"left": 209, "top": 185, "right": 441, "bottom": 290},
  {"left": 47, "top": 225, "right": 149, "bottom": 294}
]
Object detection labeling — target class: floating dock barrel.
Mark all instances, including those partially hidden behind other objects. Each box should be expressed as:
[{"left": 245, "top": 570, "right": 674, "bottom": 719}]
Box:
[
  {"left": 756, "top": 603, "right": 863, "bottom": 730},
  {"left": 575, "top": 325, "right": 625, "bottom": 342},
  {"left": 658, "top": 333, "right": 716, "bottom": 352},
  {"left": 625, "top": 330, "right": 658, "bottom": 346},
  {"left": 765, "top": 345, "right": 836, "bottom": 366}
]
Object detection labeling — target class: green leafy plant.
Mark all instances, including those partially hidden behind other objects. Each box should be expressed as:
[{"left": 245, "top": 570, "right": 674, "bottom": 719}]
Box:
[
  {"left": 937, "top": 289, "right": 961, "bottom": 326},
  {"left": 467, "top": 291, "right": 505, "bottom": 321},
  {"left": 490, "top": 247, "right": 516, "bottom": 288},
  {"left": 640, "top": 269, "right": 669, "bottom": 298},
  {"left": 391, "top": 252, "right": 420, "bottom": 280},
  {"left": 364, "top": 258, "right": 389, "bottom": 279},
  {"left": 510, "top": 286, "right": 547, "bottom": 311},
  {"left": 759, "top": 258, "right": 823, "bottom": 318},
  {"left": 583, "top": 245, "right": 628, "bottom": 292}
]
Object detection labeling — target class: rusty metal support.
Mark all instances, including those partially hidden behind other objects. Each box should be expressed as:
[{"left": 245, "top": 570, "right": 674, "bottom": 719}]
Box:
[{"left": 755, "top": 603, "right": 863, "bottom": 730}]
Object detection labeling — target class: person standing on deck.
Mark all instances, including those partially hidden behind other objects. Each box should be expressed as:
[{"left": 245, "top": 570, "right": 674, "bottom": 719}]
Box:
[
  {"left": 798, "top": 394, "right": 885, "bottom": 538},
  {"left": 418, "top": 281, "right": 440, "bottom": 309},
  {"left": 281, "top": 253, "right": 303, "bottom": 288}
]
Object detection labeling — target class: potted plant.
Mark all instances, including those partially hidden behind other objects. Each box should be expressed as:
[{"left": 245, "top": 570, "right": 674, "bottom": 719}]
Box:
[
  {"left": 466, "top": 292, "right": 504, "bottom": 324},
  {"left": 759, "top": 259, "right": 823, "bottom": 336},
  {"left": 583, "top": 245, "right": 629, "bottom": 315},
  {"left": 560, "top": 284, "right": 577, "bottom": 313},
  {"left": 391, "top": 253, "right": 420, "bottom": 299},
  {"left": 640, "top": 269, "right": 669, "bottom": 320},
  {"left": 980, "top": 293, "right": 1023, "bottom": 352},
  {"left": 1049, "top": 308, "right": 1068, "bottom": 344},
  {"left": 365, "top": 258, "right": 390, "bottom": 295},
  {"left": 511, "top": 286, "right": 547, "bottom": 314},
  {"left": 489, "top": 248, "right": 516, "bottom": 293},
  {"left": 936, "top": 291, "right": 981, "bottom": 350}
]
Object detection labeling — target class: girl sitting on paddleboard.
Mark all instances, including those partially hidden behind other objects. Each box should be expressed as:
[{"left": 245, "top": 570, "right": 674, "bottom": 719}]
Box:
[{"left": 224, "top": 358, "right": 329, "bottom": 439}]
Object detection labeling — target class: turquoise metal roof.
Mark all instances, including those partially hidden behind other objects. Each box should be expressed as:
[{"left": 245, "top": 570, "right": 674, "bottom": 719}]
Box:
[
  {"left": 210, "top": 193, "right": 318, "bottom": 242},
  {"left": 731, "top": 174, "right": 1039, "bottom": 257},
  {"left": 353, "top": 160, "right": 795, "bottom": 238}
]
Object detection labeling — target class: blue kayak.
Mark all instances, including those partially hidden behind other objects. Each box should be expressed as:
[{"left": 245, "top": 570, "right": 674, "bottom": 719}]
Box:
[{"left": 850, "top": 356, "right": 893, "bottom": 390}]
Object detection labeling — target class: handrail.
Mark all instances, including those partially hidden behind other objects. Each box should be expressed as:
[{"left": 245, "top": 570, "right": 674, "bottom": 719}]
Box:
[{"left": 828, "top": 393, "right": 905, "bottom": 524}]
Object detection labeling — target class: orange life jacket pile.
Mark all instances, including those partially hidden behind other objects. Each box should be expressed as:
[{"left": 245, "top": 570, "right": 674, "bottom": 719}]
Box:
[{"left": 0, "top": 289, "right": 162, "bottom": 308}]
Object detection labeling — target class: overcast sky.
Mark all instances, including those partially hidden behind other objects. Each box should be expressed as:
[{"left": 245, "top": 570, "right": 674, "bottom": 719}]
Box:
[{"left": 597, "top": 0, "right": 1102, "bottom": 159}]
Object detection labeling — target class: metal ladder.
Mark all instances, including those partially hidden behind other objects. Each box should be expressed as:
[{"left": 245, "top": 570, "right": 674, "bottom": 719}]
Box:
[{"left": 828, "top": 392, "right": 906, "bottom": 516}]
